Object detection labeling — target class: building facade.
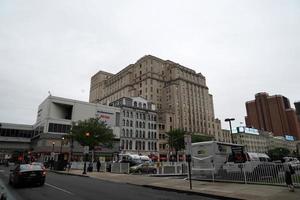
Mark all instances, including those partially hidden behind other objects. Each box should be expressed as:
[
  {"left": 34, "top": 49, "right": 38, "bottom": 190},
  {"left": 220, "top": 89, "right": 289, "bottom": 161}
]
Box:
[
  {"left": 233, "top": 126, "right": 297, "bottom": 154},
  {"left": 32, "top": 95, "right": 122, "bottom": 162},
  {"left": 0, "top": 123, "right": 33, "bottom": 161},
  {"left": 245, "top": 92, "right": 300, "bottom": 140},
  {"left": 89, "top": 55, "right": 222, "bottom": 156},
  {"left": 295, "top": 101, "right": 300, "bottom": 123},
  {"left": 110, "top": 97, "right": 158, "bottom": 157}
]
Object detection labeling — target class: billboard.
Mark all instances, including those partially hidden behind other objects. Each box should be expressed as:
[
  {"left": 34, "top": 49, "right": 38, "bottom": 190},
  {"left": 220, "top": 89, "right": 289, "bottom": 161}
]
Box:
[
  {"left": 236, "top": 126, "right": 259, "bottom": 135},
  {"left": 284, "top": 135, "right": 295, "bottom": 141},
  {"left": 95, "top": 111, "right": 114, "bottom": 127}
]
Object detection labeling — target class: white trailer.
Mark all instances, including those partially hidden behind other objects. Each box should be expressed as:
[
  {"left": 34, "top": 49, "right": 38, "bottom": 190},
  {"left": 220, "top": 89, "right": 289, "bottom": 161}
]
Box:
[{"left": 191, "top": 141, "right": 244, "bottom": 175}]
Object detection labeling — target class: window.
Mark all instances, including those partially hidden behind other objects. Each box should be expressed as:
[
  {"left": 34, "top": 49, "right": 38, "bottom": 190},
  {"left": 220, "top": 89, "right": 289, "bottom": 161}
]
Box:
[{"left": 48, "top": 123, "right": 71, "bottom": 133}]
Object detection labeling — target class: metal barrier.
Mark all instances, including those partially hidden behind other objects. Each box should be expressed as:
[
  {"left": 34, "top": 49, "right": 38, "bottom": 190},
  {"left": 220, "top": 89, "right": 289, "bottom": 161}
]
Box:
[
  {"left": 111, "top": 163, "right": 129, "bottom": 174},
  {"left": 157, "top": 162, "right": 187, "bottom": 175},
  {"left": 191, "top": 159, "right": 300, "bottom": 187},
  {"left": 70, "top": 162, "right": 106, "bottom": 172}
]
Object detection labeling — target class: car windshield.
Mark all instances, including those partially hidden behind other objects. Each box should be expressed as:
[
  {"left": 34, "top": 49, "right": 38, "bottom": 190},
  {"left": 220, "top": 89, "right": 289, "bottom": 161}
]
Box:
[{"left": 20, "top": 164, "right": 43, "bottom": 171}]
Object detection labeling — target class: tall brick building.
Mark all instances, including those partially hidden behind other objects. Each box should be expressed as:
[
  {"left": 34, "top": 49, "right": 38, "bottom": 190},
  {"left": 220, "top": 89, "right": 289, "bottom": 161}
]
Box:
[
  {"left": 295, "top": 101, "right": 300, "bottom": 120},
  {"left": 245, "top": 93, "right": 300, "bottom": 140},
  {"left": 89, "top": 55, "right": 223, "bottom": 157}
]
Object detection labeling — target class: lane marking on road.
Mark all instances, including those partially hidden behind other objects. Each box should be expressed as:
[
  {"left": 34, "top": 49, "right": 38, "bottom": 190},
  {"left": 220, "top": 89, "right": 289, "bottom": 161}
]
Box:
[
  {"left": 45, "top": 183, "right": 74, "bottom": 195},
  {"left": 0, "top": 170, "right": 4, "bottom": 173}
]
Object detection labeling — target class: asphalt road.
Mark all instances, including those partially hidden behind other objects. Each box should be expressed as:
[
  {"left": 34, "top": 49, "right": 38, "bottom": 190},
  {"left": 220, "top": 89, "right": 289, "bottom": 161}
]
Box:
[{"left": 0, "top": 166, "right": 217, "bottom": 200}]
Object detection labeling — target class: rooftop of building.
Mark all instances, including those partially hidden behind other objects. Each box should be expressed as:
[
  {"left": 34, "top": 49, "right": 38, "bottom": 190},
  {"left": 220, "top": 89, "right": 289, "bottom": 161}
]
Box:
[{"left": 92, "top": 55, "right": 206, "bottom": 82}]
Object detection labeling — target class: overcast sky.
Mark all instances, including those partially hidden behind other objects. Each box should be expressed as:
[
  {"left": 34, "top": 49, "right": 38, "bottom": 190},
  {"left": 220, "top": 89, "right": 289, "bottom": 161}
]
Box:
[{"left": 0, "top": 0, "right": 299, "bottom": 130}]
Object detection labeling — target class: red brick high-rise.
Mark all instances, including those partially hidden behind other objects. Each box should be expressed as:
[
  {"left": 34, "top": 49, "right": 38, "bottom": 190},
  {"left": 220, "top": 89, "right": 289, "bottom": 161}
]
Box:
[{"left": 245, "top": 93, "right": 300, "bottom": 140}]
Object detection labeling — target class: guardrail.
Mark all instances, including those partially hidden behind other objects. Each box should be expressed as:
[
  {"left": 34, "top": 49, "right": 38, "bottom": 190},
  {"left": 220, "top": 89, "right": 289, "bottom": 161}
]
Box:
[{"left": 192, "top": 161, "right": 300, "bottom": 187}]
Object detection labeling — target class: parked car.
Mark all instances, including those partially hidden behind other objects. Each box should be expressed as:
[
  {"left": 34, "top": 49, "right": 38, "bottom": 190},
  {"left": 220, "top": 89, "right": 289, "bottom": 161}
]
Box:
[
  {"left": 130, "top": 163, "right": 157, "bottom": 174},
  {"left": 9, "top": 164, "right": 46, "bottom": 187}
]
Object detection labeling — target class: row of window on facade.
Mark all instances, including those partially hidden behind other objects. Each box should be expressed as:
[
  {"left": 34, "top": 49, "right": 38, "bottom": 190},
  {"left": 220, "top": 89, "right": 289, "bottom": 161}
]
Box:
[
  {"left": 48, "top": 123, "right": 71, "bottom": 133},
  {"left": 122, "top": 120, "right": 157, "bottom": 130},
  {"left": 122, "top": 110, "right": 157, "bottom": 121},
  {"left": 121, "top": 129, "right": 157, "bottom": 139},
  {"left": 121, "top": 139, "right": 157, "bottom": 151},
  {"left": 0, "top": 128, "right": 33, "bottom": 138}
]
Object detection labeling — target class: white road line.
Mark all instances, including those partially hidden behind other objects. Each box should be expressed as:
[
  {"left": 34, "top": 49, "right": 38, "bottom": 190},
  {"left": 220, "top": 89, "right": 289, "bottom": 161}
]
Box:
[{"left": 45, "top": 183, "right": 74, "bottom": 195}]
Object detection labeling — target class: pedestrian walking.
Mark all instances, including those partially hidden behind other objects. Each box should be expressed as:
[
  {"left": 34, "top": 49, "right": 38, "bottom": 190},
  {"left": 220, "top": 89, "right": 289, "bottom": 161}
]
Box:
[
  {"left": 282, "top": 159, "right": 295, "bottom": 192},
  {"left": 50, "top": 158, "right": 54, "bottom": 170},
  {"left": 67, "top": 162, "right": 71, "bottom": 172},
  {"left": 96, "top": 160, "right": 101, "bottom": 172}
]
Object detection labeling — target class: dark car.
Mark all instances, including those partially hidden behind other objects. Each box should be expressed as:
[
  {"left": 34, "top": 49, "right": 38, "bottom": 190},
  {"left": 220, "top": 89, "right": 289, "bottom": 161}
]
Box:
[
  {"left": 130, "top": 163, "right": 157, "bottom": 174},
  {"left": 9, "top": 164, "right": 46, "bottom": 187}
]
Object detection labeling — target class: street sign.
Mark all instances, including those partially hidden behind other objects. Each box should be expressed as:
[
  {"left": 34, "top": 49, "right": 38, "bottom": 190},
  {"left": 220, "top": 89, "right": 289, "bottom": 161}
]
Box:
[
  {"left": 83, "top": 146, "right": 89, "bottom": 154},
  {"left": 184, "top": 134, "right": 192, "bottom": 155}
]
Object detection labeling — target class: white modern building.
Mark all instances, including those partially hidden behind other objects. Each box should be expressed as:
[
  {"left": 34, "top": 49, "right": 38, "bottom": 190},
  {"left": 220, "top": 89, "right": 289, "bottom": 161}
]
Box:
[{"left": 31, "top": 95, "right": 121, "bottom": 162}]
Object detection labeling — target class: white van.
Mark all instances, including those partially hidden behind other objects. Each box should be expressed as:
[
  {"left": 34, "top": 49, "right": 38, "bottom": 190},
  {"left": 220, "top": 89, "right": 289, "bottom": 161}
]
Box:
[{"left": 223, "top": 152, "right": 273, "bottom": 173}]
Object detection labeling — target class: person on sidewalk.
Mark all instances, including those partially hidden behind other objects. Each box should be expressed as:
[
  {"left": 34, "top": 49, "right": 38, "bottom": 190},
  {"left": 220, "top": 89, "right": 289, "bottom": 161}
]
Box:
[
  {"left": 96, "top": 160, "right": 101, "bottom": 172},
  {"left": 67, "top": 162, "right": 71, "bottom": 172},
  {"left": 282, "top": 159, "right": 295, "bottom": 192}
]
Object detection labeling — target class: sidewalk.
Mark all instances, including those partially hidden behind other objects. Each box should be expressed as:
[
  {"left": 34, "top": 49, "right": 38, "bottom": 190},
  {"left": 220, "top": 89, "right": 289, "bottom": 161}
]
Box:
[{"left": 51, "top": 170, "right": 299, "bottom": 200}]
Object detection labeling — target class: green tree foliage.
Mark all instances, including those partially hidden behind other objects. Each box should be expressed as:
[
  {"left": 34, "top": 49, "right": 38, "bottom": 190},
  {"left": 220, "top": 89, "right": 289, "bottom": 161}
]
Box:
[
  {"left": 267, "top": 147, "right": 290, "bottom": 161},
  {"left": 167, "top": 129, "right": 186, "bottom": 161},
  {"left": 69, "top": 118, "right": 115, "bottom": 150},
  {"left": 191, "top": 134, "right": 214, "bottom": 143}
]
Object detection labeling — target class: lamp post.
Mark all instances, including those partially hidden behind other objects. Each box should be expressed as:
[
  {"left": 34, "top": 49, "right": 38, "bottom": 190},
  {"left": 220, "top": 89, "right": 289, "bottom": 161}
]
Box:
[
  {"left": 52, "top": 142, "right": 55, "bottom": 153},
  {"left": 83, "top": 132, "right": 90, "bottom": 175},
  {"left": 225, "top": 118, "right": 235, "bottom": 143},
  {"left": 60, "top": 137, "right": 65, "bottom": 153}
]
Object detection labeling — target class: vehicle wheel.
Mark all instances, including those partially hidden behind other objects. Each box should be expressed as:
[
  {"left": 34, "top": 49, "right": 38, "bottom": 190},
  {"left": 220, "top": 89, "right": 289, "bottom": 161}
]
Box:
[{"left": 40, "top": 180, "right": 45, "bottom": 186}]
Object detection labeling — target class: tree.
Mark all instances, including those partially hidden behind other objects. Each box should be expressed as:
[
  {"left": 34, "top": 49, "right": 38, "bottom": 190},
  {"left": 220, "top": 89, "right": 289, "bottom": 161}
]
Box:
[
  {"left": 167, "top": 129, "right": 186, "bottom": 162},
  {"left": 69, "top": 118, "right": 115, "bottom": 161},
  {"left": 267, "top": 147, "right": 290, "bottom": 161},
  {"left": 191, "top": 134, "right": 214, "bottom": 143}
]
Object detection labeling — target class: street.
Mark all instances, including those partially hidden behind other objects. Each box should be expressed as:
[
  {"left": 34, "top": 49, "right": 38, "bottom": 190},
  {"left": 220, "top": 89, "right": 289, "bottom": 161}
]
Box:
[{"left": 0, "top": 166, "right": 217, "bottom": 200}]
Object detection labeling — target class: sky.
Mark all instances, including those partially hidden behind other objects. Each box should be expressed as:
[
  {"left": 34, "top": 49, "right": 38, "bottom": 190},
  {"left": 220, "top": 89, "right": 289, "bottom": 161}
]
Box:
[{"left": 0, "top": 0, "right": 299, "bottom": 130}]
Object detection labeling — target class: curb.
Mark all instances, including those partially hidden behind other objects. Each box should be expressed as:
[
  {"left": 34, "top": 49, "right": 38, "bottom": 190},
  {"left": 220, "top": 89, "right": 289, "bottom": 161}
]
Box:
[
  {"left": 48, "top": 170, "right": 90, "bottom": 178},
  {"left": 139, "top": 185, "right": 243, "bottom": 200}
]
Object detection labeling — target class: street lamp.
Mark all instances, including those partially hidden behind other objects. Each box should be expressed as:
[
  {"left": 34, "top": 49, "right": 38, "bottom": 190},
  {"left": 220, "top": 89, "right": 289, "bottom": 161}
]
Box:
[
  {"left": 225, "top": 118, "right": 235, "bottom": 143},
  {"left": 60, "top": 137, "right": 65, "bottom": 153},
  {"left": 52, "top": 142, "right": 55, "bottom": 152},
  {"left": 83, "top": 132, "right": 90, "bottom": 175}
]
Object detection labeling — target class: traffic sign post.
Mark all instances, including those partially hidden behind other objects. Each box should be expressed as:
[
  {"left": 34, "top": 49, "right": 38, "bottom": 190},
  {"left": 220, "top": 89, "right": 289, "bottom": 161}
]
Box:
[{"left": 184, "top": 134, "right": 192, "bottom": 190}]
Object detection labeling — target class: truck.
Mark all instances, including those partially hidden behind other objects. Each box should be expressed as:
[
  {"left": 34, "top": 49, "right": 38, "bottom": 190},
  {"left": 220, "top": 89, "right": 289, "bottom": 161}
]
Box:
[
  {"left": 191, "top": 141, "right": 243, "bottom": 174},
  {"left": 118, "top": 154, "right": 152, "bottom": 167},
  {"left": 191, "top": 141, "right": 278, "bottom": 178}
]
